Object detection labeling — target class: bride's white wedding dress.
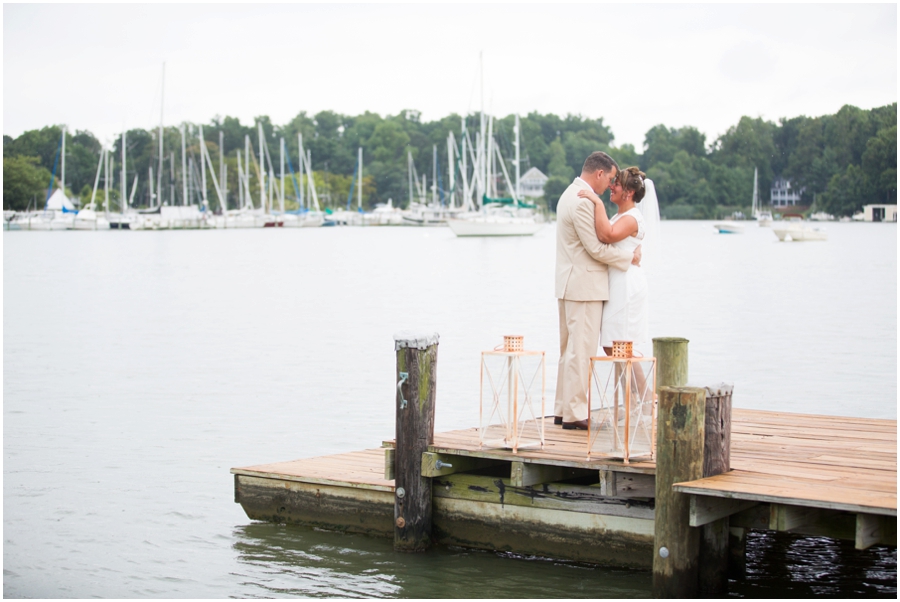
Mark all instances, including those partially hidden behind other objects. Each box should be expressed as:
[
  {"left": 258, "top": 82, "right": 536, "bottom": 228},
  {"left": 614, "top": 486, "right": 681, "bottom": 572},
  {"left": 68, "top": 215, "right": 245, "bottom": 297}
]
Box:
[{"left": 600, "top": 207, "right": 649, "bottom": 351}]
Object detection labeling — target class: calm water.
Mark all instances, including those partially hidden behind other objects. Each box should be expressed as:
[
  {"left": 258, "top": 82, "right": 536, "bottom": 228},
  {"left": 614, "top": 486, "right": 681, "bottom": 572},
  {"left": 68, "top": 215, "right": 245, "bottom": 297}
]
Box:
[{"left": 4, "top": 221, "right": 896, "bottom": 597}]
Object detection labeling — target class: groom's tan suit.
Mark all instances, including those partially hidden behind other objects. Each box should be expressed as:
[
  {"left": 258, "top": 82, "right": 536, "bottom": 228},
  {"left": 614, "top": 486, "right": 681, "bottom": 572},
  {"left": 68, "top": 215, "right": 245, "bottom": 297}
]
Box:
[{"left": 555, "top": 178, "right": 633, "bottom": 422}]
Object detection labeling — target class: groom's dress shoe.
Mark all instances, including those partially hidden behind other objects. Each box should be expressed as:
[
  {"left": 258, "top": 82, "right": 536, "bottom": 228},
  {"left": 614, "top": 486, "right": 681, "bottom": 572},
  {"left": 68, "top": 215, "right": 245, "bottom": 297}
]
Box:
[
  {"left": 554, "top": 416, "right": 563, "bottom": 425},
  {"left": 562, "top": 419, "right": 589, "bottom": 430}
]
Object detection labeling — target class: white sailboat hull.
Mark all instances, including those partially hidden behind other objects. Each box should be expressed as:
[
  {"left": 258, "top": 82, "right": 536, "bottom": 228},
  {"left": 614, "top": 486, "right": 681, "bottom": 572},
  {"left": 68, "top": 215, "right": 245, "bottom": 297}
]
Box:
[{"left": 282, "top": 213, "right": 325, "bottom": 228}]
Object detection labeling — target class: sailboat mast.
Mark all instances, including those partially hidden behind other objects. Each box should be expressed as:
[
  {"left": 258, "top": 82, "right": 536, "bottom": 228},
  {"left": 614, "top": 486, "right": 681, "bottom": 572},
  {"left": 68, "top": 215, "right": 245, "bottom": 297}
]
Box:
[
  {"left": 460, "top": 117, "right": 469, "bottom": 210},
  {"left": 199, "top": 127, "right": 207, "bottom": 208},
  {"left": 104, "top": 148, "right": 109, "bottom": 216},
  {"left": 89, "top": 146, "right": 103, "bottom": 210},
  {"left": 486, "top": 115, "right": 494, "bottom": 198},
  {"left": 258, "top": 122, "right": 265, "bottom": 212},
  {"left": 479, "top": 51, "right": 486, "bottom": 203},
  {"left": 358, "top": 147, "right": 362, "bottom": 211},
  {"left": 61, "top": 125, "right": 66, "bottom": 196},
  {"left": 447, "top": 134, "right": 455, "bottom": 209},
  {"left": 121, "top": 131, "right": 126, "bottom": 213},
  {"left": 219, "top": 131, "right": 225, "bottom": 210},
  {"left": 236, "top": 151, "right": 244, "bottom": 209},
  {"left": 407, "top": 151, "right": 413, "bottom": 207},
  {"left": 244, "top": 135, "right": 251, "bottom": 208},
  {"left": 751, "top": 167, "right": 759, "bottom": 217},
  {"left": 432, "top": 145, "right": 437, "bottom": 206},
  {"left": 514, "top": 114, "right": 521, "bottom": 202},
  {"left": 280, "top": 138, "right": 286, "bottom": 214},
  {"left": 298, "top": 134, "right": 305, "bottom": 210},
  {"left": 158, "top": 62, "right": 164, "bottom": 207},
  {"left": 306, "top": 149, "right": 313, "bottom": 210},
  {"left": 181, "top": 126, "right": 187, "bottom": 206}
]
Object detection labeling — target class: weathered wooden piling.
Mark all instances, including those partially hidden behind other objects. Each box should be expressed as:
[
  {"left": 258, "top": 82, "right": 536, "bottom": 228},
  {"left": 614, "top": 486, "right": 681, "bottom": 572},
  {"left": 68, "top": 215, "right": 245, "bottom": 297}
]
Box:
[
  {"left": 653, "top": 386, "right": 707, "bottom": 598},
  {"left": 653, "top": 337, "right": 689, "bottom": 391},
  {"left": 698, "top": 384, "right": 734, "bottom": 596},
  {"left": 392, "top": 330, "right": 439, "bottom": 552},
  {"left": 652, "top": 334, "right": 735, "bottom": 597}
]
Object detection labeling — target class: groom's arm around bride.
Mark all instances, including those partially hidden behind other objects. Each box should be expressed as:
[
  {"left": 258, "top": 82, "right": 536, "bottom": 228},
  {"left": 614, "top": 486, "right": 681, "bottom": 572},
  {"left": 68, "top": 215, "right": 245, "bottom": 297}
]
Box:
[{"left": 554, "top": 151, "right": 637, "bottom": 429}]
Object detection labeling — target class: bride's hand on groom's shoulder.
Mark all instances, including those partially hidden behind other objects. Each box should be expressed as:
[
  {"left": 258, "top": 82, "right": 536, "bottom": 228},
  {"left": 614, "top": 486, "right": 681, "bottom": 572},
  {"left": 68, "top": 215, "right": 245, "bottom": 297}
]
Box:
[{"left": 577, "top": 189, "right": 603, "bottom": 204}]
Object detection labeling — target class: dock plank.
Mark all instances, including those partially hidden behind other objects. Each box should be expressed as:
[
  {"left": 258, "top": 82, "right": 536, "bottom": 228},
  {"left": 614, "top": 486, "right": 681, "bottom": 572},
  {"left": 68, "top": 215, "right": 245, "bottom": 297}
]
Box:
[{"left": 232, "top": 409, "right": 896, "bottom": 517}]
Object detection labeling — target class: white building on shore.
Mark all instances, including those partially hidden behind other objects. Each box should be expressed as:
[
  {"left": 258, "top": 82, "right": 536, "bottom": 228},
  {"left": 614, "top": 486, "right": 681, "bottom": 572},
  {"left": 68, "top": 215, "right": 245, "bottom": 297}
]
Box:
[
  {"left": 862, "top": 204, "right": 897, "bottom": 222},
  {"left": 770, "top": 177, "right": 804, "bottom": 207},
  {"left": 519, "top": 167, "right": 549, "bottom": 198}
]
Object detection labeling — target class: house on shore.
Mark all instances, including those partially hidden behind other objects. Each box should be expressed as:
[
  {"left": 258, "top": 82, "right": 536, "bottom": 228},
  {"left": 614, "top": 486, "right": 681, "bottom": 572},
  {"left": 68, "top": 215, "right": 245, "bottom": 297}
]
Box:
[
  {"left": 862, "top": 204, "right": 897, "bottom": 222},
  {"left": 519, "top": 167, "right": 548, "bottom": 198},
  {"left": 770, "top": 177, "right": 804, "bottom": 208}
]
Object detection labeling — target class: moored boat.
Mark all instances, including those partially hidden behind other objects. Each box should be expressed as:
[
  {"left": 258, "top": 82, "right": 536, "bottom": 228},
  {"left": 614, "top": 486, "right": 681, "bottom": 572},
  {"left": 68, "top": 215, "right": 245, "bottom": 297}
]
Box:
[
  {"left": 447, "top": 205, "right": 545, "bottom": 237},
  {"left": 772, "top": 219, "right": 827, "bottom": 241},
  {"left": 713, "top": 221, "right": 744, "bottom": 234}
]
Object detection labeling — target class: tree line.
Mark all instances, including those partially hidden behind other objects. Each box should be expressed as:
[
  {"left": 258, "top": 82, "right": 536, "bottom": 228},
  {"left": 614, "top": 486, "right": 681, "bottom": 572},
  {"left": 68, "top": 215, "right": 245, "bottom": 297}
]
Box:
[{"left": 4, "top": 103, "right": 896, "bottom": 217}]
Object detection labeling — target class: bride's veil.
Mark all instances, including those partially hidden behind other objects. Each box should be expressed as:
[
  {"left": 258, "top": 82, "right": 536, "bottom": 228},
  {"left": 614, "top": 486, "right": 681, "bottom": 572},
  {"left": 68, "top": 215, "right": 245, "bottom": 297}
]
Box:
[{"left": 639, "top": 178, "right": 661, "bottom": 274}]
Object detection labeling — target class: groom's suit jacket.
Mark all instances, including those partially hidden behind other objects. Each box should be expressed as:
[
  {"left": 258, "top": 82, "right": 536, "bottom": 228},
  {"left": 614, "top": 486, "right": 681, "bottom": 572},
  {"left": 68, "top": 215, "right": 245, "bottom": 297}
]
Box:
[{"left": 555, "top": 178, "right": 633, "bottom": 301}]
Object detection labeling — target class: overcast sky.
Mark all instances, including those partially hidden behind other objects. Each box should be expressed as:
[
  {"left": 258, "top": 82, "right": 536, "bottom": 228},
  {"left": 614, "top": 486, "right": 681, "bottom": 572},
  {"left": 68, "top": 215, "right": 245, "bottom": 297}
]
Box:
[{"left": 3, "top": 3, "right": 897, "bottom": 151}]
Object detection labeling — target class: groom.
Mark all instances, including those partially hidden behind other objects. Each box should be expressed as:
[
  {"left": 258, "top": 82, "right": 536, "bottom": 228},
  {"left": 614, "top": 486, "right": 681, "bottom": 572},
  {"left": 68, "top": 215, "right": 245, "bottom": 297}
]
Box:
[{"left": 554, "top": 151, "right": 639, "bottom": 429}]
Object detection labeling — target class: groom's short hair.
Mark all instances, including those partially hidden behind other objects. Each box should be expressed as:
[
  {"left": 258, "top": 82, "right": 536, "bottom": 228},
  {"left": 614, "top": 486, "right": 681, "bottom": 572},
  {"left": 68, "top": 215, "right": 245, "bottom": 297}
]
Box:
[{"left": 582, "top": 151, "right": 618, "bottom": 175}]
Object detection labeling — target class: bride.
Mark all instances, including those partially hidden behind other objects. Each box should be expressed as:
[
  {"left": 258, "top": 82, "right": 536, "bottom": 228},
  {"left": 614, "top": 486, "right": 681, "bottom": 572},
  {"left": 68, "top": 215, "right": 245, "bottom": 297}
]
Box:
[{"left": 577, "top": 166, "right": 659, "bottom": 357}]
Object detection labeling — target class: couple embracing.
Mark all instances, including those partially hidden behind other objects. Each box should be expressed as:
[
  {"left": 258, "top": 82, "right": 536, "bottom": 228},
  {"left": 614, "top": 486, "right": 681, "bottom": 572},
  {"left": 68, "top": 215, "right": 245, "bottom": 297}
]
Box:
[{"left": 554, "top": 151, "right": 659, "bottom": 430}]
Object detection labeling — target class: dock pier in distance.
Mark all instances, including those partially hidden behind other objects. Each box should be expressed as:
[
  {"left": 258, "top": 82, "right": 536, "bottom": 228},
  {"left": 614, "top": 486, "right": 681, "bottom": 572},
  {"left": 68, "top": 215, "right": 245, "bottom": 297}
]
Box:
[{"left": 231, "top": 334, "right": 897, "bottom": 597}]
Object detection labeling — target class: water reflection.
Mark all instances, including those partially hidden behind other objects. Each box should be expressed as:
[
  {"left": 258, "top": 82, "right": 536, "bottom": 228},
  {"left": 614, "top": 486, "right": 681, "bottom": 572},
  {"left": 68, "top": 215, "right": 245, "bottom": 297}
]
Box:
[
  {"left": 731, "top": 531, "right": 897, "bottom": 598},
  {"left": 233, "top": 524, "right": 896, "bottom": 598},
  {"left": 232, "top": 523, "right": 652, "bottom": 598}
]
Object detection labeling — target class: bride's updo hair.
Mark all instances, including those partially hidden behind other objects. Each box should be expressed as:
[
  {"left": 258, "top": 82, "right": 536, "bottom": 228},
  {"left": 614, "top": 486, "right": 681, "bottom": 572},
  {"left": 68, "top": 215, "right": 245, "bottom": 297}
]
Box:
[{"left": 617, "top": 166, "right": 647, "bottom": 203}]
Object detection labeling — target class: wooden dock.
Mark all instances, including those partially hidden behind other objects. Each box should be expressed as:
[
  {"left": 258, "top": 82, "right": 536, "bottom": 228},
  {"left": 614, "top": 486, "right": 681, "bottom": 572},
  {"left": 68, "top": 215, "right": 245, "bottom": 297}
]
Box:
[{"left": 232, "top": 408, "right": 896, "bottom": 568}]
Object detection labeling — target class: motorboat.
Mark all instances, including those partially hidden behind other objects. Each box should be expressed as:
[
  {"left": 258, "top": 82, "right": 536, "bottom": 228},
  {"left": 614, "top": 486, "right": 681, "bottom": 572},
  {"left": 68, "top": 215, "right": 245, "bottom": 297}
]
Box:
[
  {"left": 712, "top": 221, "right": 744, "bottom": 234},
  {"left": 757, "top": 211, "right": 774, "bottom": 227},
  {"left": 772, "top": 219, "right": 827, "bottom": 241}
]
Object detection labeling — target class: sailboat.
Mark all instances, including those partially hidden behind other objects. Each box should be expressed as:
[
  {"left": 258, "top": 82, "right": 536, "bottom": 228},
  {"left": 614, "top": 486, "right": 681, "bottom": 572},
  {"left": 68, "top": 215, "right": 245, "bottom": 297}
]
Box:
[
  {"left": 14, "top": 127, "right": 78, "bottom": 230},
  {"left": 74, "top": 145, "right": 111, "bottom": 230},
  {"left": 402, "top": 145, "right": 464, "bottom": 226},
  {"left": 751, "top": 168, "right": 773, "bottom": 227},
  {"left": 329, "top": 147, "right": 371, "bottom": 226},
  {"left": 280, "top": 135, "right": 323, "bottom": 228},
  {"left": 447, "top": 113, "right": 544, "bottom": 237}
]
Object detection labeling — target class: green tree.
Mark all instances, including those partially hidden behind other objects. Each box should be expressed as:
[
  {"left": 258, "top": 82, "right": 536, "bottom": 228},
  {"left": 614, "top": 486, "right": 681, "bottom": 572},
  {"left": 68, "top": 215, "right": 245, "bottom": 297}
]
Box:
[
  {"left": 544, "top": 176, "right": 569, "bottom": 212},
  {"left": 820, "top": 164, "right": 871, "bottom": 217},
  {"left": 710, "top": 116, "right": 776, "bottom": 196},
  {"left": 3, "top": 155, "right": 51, "bottom": 210},
  {"left": 368, "top": 121, "right": 410, "bottom": 164},
  {"left": 547, "top": 137, "right": 572, "bottom": 179},
  {"left": 608, "top": 144, "right": 640, "bottom": 170},
  {"left": 641, "top": 125, "right": 707, "bottom": 171},
  {"left": 862, "top": 124, "right": 897, "bottom": 203}
]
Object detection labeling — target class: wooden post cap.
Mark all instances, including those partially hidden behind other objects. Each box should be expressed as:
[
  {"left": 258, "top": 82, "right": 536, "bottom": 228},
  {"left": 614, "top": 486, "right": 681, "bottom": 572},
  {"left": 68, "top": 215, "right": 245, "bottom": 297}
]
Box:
[{"left": 393, "top": 330, "right": 440, "bottom": 351}]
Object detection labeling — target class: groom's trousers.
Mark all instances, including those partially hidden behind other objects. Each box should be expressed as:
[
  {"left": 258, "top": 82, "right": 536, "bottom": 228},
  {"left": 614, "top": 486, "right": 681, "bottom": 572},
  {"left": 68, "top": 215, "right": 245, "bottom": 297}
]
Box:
[{"left": 555, "top": 298, "right": 604, "bottom": 422}]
